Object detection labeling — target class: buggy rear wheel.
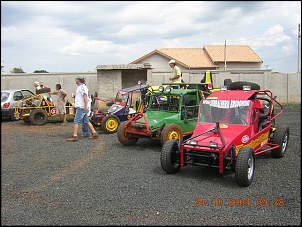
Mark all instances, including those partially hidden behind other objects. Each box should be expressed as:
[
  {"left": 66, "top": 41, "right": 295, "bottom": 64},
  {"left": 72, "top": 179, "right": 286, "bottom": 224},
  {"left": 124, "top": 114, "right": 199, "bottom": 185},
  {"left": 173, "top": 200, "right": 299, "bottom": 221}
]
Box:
[
  {"left": 271, "top": 126, "right": 289, "bottom": 158},
  {"left": 102, "top": 115, "right": 120, "bottom": 134},
  {"left": 235, "top": 147, "right": 255, "bottom": 187},
  {"left": 117, "top": 121, "right": 139, "bottom": 146},
  {"left": 29, "top": 109, "right": 48, "bottom": 126},
  {"left": 160, "top": 139, "right": 180, "bottom": 174}
]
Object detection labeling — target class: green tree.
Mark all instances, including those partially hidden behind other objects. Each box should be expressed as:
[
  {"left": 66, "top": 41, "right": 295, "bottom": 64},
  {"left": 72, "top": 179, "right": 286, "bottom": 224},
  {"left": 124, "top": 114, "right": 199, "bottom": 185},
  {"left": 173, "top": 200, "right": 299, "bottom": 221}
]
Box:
[
  {"left": 33, "top": 69, "right": 49, "bottom": 73},
  {"left": 10, "top": 67, "right": 25, "bottom": 73}
]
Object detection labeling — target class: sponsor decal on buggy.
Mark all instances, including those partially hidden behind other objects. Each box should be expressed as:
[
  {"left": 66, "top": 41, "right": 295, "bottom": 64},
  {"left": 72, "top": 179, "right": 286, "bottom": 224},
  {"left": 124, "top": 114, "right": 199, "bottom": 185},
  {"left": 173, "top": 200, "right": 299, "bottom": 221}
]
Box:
[
  {"left": 236, "top": 131, "right": 269, "bottom": 155},
  {"left": 51, "top": 107, "right": 57, "bottom": 115},
  {"left": 219, "top": 123, "right": 228, "bottom": 128},
  {"left": 242, "top": 135, "right": 249, "bottom": 143},
  {"left": 203, "top": 99, "right": 250, "bottom": 109}
]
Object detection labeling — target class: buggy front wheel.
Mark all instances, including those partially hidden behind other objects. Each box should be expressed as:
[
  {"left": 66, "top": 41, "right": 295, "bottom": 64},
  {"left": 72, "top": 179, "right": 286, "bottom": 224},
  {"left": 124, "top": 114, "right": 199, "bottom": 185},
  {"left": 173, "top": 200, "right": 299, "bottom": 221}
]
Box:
[
  {"left": 235, "top": 147, "right": 255, "bottom": 187},
  {"left": 160, "top": 139, "right": 180, "bottom": 174},
  {"left": 160, "top": 124, "right": 183, "bottom": 146},
  {"left": 102, "top": 115, "right": 120, "bottom": 134}
]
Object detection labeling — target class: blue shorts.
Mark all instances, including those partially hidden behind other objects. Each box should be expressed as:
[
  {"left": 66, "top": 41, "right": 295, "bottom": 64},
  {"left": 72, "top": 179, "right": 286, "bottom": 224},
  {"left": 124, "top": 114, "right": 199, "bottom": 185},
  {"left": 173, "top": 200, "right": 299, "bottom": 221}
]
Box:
[{"left": 74, "top": 108, "right": 89, "bottom": 124}]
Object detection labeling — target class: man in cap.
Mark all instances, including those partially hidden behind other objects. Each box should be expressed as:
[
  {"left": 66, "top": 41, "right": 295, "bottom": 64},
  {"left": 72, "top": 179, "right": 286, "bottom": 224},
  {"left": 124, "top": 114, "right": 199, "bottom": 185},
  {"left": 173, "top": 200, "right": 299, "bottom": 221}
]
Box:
[
  {"left": 168, "top": 59, "right": 182, "bottom": 83},
  {"left": 67, "top": 75, "right": 99, "bottom": 142}
]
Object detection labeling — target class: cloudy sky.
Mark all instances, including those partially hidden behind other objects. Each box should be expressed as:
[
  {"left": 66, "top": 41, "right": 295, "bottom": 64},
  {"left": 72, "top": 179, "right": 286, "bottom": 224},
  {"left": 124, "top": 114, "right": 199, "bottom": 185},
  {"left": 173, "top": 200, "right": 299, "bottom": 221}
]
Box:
[{"left": 1, "top": 1, "right": 301, "bottom": 73}]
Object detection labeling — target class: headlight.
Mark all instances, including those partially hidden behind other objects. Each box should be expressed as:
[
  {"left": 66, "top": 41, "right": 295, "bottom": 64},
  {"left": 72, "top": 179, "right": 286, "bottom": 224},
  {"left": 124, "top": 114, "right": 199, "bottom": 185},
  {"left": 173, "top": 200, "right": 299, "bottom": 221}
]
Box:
[
  {"left": 159, "top": 86, "right": 164, "bottom": 92},
  {"left": 207, "top": 83, "right": 213, "bottom": 90},
  {"left": 220, "top": 85, "right": 227, "bottom": 91},
  {"left": 165, "top": 86, "right": 171, "bottom": 93},
  {"left": 243, "top": 85, "right": 251, "bottom": 91},
  {"left": 209, "top": 141, "right": 218, "bottom": 148},
  {"left": 190, "top": 140, "right": 197, "bottom": 145}
]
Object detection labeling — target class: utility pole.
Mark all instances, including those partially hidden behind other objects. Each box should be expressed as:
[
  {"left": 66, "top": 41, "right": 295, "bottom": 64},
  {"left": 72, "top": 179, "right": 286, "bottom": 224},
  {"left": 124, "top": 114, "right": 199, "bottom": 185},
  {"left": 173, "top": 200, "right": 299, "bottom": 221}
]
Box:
[
  {"left": 298, "top": 23, "right": 301, "bottom": 73},
  {"left": 224, "top": 40, "right": 227, "bottom": 71}
]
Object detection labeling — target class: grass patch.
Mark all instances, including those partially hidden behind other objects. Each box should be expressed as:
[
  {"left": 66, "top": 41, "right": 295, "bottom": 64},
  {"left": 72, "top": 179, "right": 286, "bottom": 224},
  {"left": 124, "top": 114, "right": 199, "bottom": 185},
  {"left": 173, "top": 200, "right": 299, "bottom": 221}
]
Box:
[{"left": 282, "top": 102, "right": 301, "bottom": 110}]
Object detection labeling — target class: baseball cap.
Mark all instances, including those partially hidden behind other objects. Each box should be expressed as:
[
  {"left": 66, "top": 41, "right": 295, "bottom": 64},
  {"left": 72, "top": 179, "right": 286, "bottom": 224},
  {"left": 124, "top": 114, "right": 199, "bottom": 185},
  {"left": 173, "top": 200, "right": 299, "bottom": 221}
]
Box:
[
  {"left": 168, "top": 59, "right": 176, "bottom": 64},
  {"left": 75, "top": 75, "right": 85, "bottom": 80}
]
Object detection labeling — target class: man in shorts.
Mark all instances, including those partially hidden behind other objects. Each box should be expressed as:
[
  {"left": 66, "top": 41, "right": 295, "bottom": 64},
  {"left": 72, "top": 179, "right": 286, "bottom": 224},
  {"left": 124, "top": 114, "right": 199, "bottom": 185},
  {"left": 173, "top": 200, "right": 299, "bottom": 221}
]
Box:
[{"left": 67, "top": 75, "right": 99, "bottom": 142}]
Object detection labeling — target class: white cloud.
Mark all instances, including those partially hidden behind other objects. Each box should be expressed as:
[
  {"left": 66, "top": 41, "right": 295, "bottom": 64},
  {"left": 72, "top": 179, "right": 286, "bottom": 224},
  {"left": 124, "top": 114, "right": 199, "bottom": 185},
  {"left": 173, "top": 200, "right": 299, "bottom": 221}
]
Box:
[
  {"left": 1, "top": 1, "right": 301, "bottom": 73},
  {"left": 60, "top": 37, "right": 133, "bottom": 56}
]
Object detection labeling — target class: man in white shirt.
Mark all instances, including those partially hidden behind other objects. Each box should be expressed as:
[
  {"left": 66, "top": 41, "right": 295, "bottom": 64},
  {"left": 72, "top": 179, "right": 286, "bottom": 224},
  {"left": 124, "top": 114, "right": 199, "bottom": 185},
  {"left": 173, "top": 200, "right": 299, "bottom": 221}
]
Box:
[{"left": 67, "top": 75, "right": 99, "bottom": 142}]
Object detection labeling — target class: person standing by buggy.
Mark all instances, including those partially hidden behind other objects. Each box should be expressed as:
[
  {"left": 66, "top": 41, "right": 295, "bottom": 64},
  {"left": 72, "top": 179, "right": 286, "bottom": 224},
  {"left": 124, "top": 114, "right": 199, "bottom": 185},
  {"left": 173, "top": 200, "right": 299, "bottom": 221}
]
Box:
[
  {"left": 52, "top": 84, "right": 68, "bottom": 126},
  {"left": 67, "top": 75, "right": 99, "bottom": 142},
  {"left": 168, "top": 59, "right": 182, "bottom": 83}
]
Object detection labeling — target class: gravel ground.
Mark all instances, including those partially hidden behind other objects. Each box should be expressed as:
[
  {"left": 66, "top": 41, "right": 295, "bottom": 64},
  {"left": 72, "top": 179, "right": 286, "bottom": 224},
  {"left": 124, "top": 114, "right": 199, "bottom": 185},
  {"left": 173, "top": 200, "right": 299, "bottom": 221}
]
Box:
[{"left": 1, "top": 106, "right": 301, "bottom": 226}]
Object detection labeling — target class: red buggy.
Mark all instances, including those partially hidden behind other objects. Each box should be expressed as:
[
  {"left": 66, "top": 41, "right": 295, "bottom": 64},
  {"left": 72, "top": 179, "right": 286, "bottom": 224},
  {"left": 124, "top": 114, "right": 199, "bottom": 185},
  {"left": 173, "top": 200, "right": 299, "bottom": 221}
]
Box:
[{"left": 160, "top": 81, "right": 290, "bottom": 187}]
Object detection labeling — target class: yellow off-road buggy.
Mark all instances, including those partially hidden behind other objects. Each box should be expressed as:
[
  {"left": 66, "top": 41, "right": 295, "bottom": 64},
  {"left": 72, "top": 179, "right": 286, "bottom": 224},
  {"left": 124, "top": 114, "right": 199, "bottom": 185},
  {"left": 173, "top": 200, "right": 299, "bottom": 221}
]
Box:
[{"left": 14, "top": 88, "right": 75, "bottom": 126}]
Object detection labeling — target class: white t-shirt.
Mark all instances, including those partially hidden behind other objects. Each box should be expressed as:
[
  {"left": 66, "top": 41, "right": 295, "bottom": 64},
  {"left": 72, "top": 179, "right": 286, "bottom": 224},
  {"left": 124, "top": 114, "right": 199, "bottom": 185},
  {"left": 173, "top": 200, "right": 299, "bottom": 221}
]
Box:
[{"left": 74, "top": 83, "right": 89, "bottom": 108}]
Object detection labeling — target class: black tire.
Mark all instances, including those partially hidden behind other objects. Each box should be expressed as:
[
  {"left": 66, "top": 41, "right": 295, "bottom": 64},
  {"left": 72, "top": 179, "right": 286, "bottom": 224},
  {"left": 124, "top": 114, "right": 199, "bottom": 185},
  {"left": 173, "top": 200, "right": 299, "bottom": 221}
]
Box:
[
  {"left": 160, "top": 124, "right": 183, "bottom": 146},
  {"left": 117, "top": 121, "right": 139, "bottom": 146},
  {"left": 29, "top": 109, "right": 48, "bottom": 126},
  {"left": 235, "top": 147, "right": 255, "bottom": 187},
  {"left": 10, "top": 112, "right": 19, "bottom": 121},
  {"left": 23, "top": 118, "right": 30, "bottom": 123},
  {"left": 160, "top": 139, "right": 180, "bottom": 174},
  {"left": 229, "top": 81, "right": 260, "bottom": 90},
  {"left": 271, "top": 126, "right": 289, "bottom": 158},
  {"left": 102, "top": 115, "right": 121, "bottom": 134}
]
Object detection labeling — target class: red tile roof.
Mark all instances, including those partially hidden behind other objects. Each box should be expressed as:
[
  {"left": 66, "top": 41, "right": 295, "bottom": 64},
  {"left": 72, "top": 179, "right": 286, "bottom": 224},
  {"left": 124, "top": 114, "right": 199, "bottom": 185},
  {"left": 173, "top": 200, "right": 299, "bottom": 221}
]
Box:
[
  {"left": 204, "top": 45, "right": 262, "bottom": 63},
  {"left": 131, "top": 45, "right": 262, "bottom": 68},
  {"left": 160, "top": 48, "right": 217, "bottom": 68}
]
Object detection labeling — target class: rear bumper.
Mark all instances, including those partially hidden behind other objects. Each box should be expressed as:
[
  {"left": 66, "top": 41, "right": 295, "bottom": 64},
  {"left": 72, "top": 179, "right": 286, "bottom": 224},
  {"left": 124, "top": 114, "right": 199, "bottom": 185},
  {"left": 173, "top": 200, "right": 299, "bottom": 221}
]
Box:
[{"left": 1, "top": 109, "right": 14, "bottom": 118}]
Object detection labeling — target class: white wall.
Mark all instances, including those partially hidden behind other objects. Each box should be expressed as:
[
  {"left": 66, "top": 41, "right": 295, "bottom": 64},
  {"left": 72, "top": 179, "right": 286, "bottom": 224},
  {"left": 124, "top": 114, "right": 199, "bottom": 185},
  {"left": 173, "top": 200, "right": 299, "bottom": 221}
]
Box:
[{"left": 1, "top": 71, "right": 301, "bottom": 104}]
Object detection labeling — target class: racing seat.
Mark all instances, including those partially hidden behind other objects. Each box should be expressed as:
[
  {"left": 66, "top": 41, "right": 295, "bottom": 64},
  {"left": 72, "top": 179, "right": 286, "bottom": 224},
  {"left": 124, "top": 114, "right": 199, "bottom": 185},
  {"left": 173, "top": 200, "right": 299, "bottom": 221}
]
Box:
[{"left": 253, "top": 99, "right": 266, "bottom": 132}]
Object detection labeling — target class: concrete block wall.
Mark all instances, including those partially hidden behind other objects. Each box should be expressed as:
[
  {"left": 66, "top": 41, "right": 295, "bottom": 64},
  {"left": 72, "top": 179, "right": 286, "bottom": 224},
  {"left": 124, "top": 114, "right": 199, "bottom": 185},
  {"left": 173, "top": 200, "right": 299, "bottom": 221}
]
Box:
[
  {"left": 97, "top": 70, "right": 122, "bottom": 100},
  {"left": 212, "top": 72, "right": 301, "bottom": 103},
  {"left": 0, "top": 72, "right": 98, "bottom": 101},
  {"left": 1, "top": 72, "right": 301, "bottom": 104}
]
